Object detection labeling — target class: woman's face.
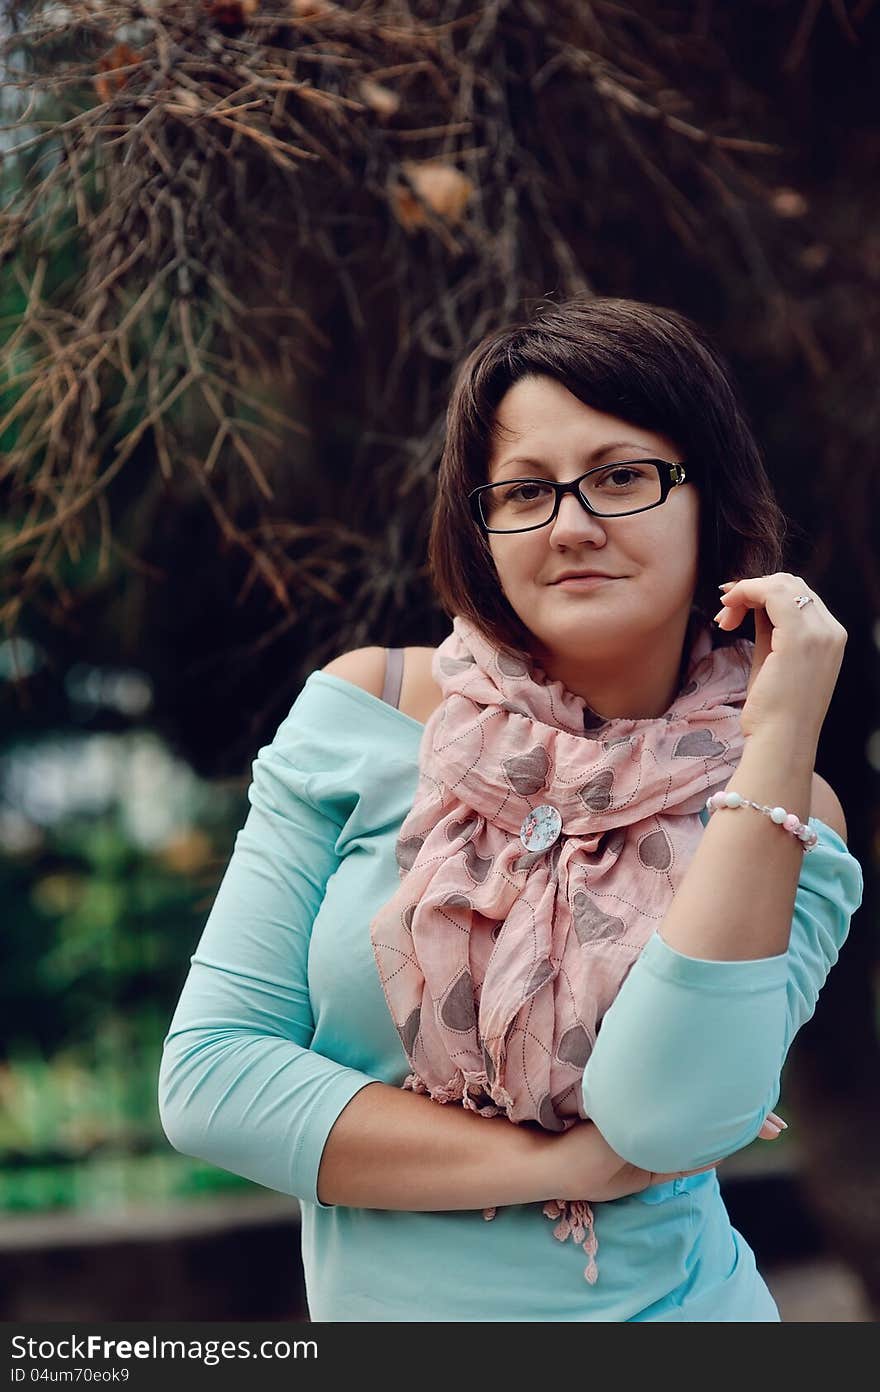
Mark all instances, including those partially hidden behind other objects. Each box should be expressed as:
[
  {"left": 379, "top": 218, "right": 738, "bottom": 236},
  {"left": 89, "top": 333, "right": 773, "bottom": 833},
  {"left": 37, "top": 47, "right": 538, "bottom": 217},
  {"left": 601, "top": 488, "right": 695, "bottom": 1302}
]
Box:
[{"left": 485, "top": 375, "right": 701, "bottom": 669}]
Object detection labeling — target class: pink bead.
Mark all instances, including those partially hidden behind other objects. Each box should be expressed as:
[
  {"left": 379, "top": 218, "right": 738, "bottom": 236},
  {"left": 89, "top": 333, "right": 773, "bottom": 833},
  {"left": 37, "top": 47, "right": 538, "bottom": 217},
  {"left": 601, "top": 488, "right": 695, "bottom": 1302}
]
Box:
[{"left": 783, "top": 813, "right": 800, "bottom": 832}]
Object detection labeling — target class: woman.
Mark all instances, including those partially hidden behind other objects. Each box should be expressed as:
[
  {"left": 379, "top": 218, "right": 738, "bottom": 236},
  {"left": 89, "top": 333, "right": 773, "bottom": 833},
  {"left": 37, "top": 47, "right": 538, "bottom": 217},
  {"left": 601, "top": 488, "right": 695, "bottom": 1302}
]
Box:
[{"left": 158, "top": 297, "right": 863, "bottom": 1321}]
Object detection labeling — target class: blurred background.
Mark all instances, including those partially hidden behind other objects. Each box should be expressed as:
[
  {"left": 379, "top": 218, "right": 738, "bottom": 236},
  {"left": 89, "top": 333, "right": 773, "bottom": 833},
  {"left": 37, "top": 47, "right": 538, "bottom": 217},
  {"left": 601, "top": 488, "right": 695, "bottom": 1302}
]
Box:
[{"left": 1, "top": 0, "right": 878, "bottom": 1321}]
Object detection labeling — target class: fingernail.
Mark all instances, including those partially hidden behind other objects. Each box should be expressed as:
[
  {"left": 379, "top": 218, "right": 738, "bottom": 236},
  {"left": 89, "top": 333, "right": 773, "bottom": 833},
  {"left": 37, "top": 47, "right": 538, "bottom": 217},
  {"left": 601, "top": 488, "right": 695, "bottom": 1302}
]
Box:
[
  {"left": 765, "top": 1122, "right": 782, "bottom": 1137},
  {"left": 719, "top": 581, "right": 735, "bottom": 591},
  {"left": 713, "top": 609, "right": 726, "bottom": 624}
]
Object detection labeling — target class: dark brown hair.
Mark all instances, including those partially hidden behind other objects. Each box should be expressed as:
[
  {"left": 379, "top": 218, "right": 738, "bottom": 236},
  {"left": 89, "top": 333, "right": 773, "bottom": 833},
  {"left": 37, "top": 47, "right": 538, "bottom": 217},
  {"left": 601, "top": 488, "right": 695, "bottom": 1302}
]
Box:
[{"left": 428, "top": 295, "right": 789, "bottom": 663}]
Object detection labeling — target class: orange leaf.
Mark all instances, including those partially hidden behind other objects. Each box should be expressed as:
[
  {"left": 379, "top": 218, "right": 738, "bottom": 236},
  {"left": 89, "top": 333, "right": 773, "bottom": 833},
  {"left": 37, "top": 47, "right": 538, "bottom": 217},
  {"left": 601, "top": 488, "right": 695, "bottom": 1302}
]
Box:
[
  {"left": 93, "top": 42, "right": 141, "bottom": 104},
  {"left": 397, "top": 160, "right": 474, "bottom": 228},
  {"left": 359, "top": 78, "right": 400, "bottom": 119}
]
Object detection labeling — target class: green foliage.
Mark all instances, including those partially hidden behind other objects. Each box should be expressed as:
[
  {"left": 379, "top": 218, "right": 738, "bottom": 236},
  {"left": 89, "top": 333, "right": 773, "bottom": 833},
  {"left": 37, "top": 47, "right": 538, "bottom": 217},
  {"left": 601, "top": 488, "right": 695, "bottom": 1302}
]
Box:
[
  {"left": 3, "top": 798, "right": 239, "bottom": 1051},
  {"left": 1, "top": 739, "right": 250, "bottom": 1212},
  {"left": 1, "top": 1150, "right": 254, "bottom": 1215}
]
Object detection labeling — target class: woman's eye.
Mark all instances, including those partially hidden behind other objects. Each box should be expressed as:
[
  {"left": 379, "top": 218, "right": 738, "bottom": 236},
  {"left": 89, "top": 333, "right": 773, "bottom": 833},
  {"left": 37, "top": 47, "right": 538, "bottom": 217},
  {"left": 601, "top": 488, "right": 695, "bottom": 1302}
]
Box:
[{"left": 507, "top": 483, "right": 550, "bottom": 502}]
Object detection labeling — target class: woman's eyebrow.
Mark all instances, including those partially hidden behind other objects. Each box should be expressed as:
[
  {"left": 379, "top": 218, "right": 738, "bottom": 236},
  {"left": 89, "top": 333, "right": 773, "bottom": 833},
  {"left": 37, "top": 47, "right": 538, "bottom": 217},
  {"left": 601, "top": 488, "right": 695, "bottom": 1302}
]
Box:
[{"left": 490, "top": 441, "right": 654, "bottom": 479}]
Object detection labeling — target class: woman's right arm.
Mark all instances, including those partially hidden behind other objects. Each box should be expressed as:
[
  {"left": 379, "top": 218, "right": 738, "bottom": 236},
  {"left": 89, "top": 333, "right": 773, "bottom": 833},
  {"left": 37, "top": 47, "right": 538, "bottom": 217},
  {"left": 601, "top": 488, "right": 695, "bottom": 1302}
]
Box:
[{"left": 317, "top": 1085, "right": 723, "bottom": 1208}]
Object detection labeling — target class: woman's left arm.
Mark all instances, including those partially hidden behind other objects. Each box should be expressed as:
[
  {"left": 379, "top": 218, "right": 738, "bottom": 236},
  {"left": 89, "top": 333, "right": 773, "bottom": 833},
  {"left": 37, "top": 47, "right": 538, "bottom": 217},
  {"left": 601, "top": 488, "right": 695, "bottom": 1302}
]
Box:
[{"left": 580, "top": 789, "right": 864, "bottom": 1175}]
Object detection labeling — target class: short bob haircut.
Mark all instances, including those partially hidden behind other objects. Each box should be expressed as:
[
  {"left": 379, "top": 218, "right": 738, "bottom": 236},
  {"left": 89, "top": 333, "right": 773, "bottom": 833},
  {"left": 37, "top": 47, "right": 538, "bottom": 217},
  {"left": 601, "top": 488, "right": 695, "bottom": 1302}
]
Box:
[{"left": 429, "top": 295, "right": 789, "bottom": 671}]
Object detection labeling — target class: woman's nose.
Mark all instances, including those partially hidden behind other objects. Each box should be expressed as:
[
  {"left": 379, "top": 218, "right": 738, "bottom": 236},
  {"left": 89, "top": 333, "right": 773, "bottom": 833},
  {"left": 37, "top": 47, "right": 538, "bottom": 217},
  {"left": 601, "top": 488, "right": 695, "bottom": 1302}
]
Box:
[{"left": 547, "top": 490, "right": 609, "bottom": 547}]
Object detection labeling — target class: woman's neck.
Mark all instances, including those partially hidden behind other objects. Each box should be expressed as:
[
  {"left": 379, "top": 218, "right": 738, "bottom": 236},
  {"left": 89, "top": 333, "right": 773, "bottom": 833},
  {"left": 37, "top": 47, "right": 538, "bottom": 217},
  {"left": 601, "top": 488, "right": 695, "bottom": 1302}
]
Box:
[{"left": 533, "top": 610, "right": 701, "bottom": 722}]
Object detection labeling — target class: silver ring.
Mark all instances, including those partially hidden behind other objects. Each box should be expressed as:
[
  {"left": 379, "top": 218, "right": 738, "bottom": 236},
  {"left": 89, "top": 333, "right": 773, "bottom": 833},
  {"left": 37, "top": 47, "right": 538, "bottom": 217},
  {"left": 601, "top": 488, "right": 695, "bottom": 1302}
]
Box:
[{"left": 794, "top": 593, "right": 815, "bottom": 610}]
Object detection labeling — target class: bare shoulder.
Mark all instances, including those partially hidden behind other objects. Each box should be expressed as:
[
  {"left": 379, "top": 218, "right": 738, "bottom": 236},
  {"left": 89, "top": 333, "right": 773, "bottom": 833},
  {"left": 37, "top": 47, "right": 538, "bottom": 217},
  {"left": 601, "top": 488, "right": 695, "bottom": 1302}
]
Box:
[
  {"left": 320, "top": 644, "right": 444, "bottom": 723},
  {"left": 321, "top": 646, "right": 387, "bottom": 699},
  {"left": 810, "top": 772, "right": 848, "bottom": 844}
]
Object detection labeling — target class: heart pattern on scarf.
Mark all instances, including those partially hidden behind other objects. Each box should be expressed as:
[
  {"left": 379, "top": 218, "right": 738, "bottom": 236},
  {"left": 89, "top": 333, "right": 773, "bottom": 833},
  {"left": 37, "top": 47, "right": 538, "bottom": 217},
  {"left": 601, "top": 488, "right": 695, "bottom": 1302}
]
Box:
[
  {"left": 502, "top": 746, "right": 550, "bottom": 796},
  {"left": 605, "top": 828, "right": 626, "bottom": 857},
  {"left": 439, "top": 655, "right": 477, "bottom": 676},
  {"left": 673, "top": 728, "right": 727, "bottom": 758},
  {"left": 557, "top": 1023, "right": 591, "bottom": 1069},
  {"left": 446, "top": 816, "right": 479, "bottom": 843},
  {"left": 441, "top": 970, "right": 477, "bottom": 1031},
  {"left": 398, "top": 1006, "right": 421, "bottom": 1054},
  {"left": 638, "top": 827, "right": 673, "bottom": 871},
  {"left": 462, "top": 843, "right": 494, "bottom": 884},
  {"left": 525, "top": 959, "right": 556, "bottom": 997},
  {"left": 571, "top": 890, "right": 626, "bottom": 944},
  {"left": 496, "top": 650, "right": 530, "bottom": 677},
  {"left": 396, "top": 835, "right": 424, "bottom": 871},
  {"left": 576, "top": 769, "right": 614, "bottom": 811}
]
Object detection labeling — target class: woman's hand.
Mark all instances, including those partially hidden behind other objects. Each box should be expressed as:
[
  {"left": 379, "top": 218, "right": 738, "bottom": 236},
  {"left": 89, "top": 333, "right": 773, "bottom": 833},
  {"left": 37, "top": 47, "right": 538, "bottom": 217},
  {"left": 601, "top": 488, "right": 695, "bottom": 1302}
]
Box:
[
  {"left": 553, "top": 1111, "right": 788, "bottom": 1202},
  {"left": 714, "top": 573, "right": 847, "bottom": 744}
]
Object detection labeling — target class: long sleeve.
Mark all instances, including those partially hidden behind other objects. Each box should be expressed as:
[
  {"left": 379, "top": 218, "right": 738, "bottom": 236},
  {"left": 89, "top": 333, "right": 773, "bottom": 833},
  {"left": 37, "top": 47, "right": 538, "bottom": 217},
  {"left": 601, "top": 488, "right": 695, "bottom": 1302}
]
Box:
[
  {"left": 581, "top": 818, "right": 864, "bottom": 1173},
  {"left": 157, "top": 690, "right": 380, "bottom": 1207}
]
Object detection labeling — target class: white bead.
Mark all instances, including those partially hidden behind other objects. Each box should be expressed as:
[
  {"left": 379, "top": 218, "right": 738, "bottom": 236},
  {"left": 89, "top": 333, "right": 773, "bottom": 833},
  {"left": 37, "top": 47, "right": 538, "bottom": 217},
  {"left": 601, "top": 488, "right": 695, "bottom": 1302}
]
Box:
[
  {"left": 723, "top": 791, "right": 743, "bottom": 807},
  {"left": 770, "top": 806, "right": 787, "bottom": 824}
]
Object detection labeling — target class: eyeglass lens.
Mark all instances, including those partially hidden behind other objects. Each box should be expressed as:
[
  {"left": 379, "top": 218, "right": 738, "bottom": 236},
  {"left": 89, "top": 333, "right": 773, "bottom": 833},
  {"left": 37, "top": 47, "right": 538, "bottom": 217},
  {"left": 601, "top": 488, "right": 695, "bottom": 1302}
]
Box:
[{"left": 480, "top": 462, "right": 663, "bottom": 531}]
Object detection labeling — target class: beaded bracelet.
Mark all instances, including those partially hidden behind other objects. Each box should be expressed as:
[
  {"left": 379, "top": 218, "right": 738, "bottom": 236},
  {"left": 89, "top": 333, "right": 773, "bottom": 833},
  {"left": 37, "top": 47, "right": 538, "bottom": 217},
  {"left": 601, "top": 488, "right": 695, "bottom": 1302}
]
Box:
[{"left": 705, "top": 789, "right": 819, "bottom": 852}]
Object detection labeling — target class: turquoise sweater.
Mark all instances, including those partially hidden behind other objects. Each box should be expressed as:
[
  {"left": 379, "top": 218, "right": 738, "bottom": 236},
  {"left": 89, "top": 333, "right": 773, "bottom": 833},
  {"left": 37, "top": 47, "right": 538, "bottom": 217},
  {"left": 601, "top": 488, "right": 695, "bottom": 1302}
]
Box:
[{"left": 158, "top": 672, "right": 864, "bottom": 1322}]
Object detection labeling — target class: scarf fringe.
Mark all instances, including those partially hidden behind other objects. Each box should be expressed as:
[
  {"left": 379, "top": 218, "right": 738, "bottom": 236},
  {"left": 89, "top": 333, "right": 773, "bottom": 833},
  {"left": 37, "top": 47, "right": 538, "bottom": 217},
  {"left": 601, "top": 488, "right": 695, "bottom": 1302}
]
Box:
[
  {"left": 404, "top": 1069, "right": 514, "bottom": 1114},
  {"left": 543, "top": 1199, "right": 599, "bottom": 1284}
]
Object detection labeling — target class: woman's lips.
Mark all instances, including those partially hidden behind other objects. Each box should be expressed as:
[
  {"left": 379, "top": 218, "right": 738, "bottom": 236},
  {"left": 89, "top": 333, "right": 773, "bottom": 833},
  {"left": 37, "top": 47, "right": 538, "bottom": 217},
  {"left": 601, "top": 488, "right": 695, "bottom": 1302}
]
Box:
[{"left": 552, "top": 575, "right": 618, "bottom": 589}]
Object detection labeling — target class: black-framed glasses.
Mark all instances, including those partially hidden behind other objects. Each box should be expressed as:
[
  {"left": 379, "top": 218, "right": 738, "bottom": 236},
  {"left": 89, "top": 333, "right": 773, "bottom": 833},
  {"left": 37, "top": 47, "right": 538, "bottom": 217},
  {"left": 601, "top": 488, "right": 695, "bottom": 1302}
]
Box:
[{"left": 469, "top": 459, "right": 690, "bottom": 534}]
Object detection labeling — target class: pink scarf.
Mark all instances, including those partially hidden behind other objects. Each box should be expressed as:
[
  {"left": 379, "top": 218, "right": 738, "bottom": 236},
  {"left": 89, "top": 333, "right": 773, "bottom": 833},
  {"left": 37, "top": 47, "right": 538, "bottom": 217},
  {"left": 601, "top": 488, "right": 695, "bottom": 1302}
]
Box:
[{"left": 370, "top": 613, "right": 752, "bottom": 1282}]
